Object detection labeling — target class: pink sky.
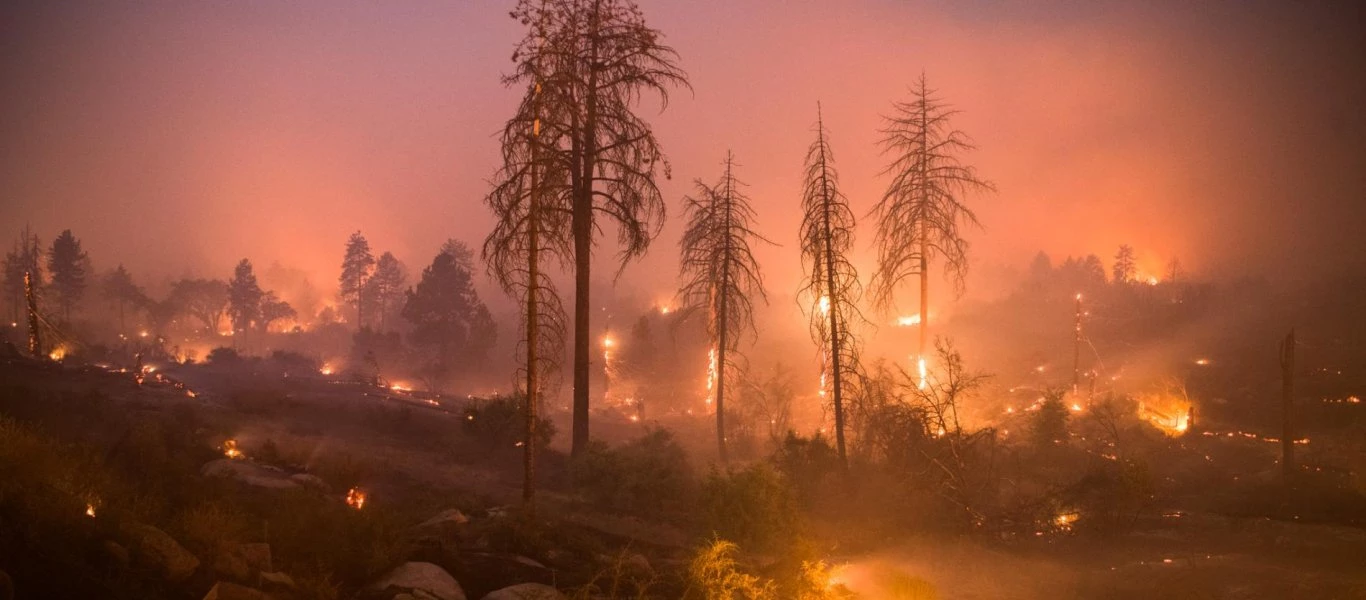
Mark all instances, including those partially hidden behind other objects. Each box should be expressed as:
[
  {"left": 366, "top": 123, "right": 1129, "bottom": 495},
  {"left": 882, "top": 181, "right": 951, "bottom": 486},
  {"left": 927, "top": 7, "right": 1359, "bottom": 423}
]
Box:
[{"left": 2, "top": 0, "right": 1363, "bottom": 314}]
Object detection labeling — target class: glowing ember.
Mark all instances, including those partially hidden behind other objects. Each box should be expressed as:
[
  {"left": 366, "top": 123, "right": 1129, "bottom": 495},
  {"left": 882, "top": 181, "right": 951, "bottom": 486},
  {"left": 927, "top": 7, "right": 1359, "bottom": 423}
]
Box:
[
  {"left": 345, "top": 487, "right": 366, "bottom": 509},
  {"left": 185, "top": 389, "right": 197, "bottom": 398},
  {"left": 1194, "top": 358, "right": 1210, "bottom": 366},
  {"left": 319, "top": 363, "right": 334, "bottom": 376},
  {"left": 389, "top": 382, "right": 412, "bottom": 392},
  {"left": 223, "top": 439, "right": 244, "bottom": 459},
  {"left": 49, "top": 347, "right": 67, "bottom": 361},
  {"left": 85, "top": 503, "right": 96, "bottom": 518},
  {"left": 1054, "top": 511, "right": 1079, "bottom": 530},
  {"left": 139, "top": 330, "right": 149, "bottom": 338}
]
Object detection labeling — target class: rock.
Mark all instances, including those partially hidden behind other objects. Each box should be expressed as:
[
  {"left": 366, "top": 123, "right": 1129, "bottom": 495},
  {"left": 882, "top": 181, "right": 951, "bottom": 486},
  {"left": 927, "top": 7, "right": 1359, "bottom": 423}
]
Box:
[
  {"left": 118, "top": 522, "right": 200, "bottom": 582},
  {"left": 203, "top": 459, "right": 301, "bottom": 490},
  {"left": 202, "top": 581, "right": 269, "bottom": 600},
  {"left": 479, "top": 583, "right": 566, "bottom": 600},
  {"left": 234, "top": 543, "right": 272, "bottom": 573},
  {"left": 259, "top": 571, "right": 296, "bottom": 593},
  {"left": 289, "top": 473, "right": 329, "bottom": 491},
  {"left": 212, "top": 551, "right": 251, "bottom": 582},
  {"left": 367, "top": 562, "right": 466, "bottom": 600},
  {"left": 458, "top": 552, "right": 552, "bottom": 589},
  {"left": 102, "top": 540, "right": 131, "bottom": 568},
  {"left": 416, "top": 509, "right": 470, "bottom": 532}
]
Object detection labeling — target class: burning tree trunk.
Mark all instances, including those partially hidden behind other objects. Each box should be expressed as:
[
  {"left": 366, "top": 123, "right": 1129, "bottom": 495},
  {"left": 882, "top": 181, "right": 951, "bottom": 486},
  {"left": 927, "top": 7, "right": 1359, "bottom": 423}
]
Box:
[
  {"left": 25, "top": 271, "right": 41, "bottom": 356},
  {"left": 870, "top": 74, "right": 994, "bottom": 369},
  {"left": 679, "top": 153, "right": 769, "bottom": 463},
  {"left": 798, "top": 105, "right": 864, "bottom": 467}
]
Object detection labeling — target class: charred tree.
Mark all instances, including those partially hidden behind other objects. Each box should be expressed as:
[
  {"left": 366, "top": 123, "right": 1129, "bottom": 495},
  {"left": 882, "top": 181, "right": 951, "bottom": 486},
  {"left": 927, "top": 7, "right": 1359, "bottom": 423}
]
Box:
[
  {"left": 870, "top": 74, "right": 994, "bottom": 367},
  {"left": 797, "top": 105, "right": 864, "bottom": 467},
  {"left": 486, "top": 30, "right": 573, "bottom": 505},
  {"left": 505, "top": 0, "right": 689, "bottom": 456},
  {"left": 678, "top": 153, "right": 769, "bottom": 463}
]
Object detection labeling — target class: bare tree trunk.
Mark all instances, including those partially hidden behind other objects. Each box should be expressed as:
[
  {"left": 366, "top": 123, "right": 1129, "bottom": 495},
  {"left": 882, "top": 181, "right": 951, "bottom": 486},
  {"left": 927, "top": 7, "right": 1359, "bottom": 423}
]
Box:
[
  {"left": 716, "top": 161, "right": 734, "bottom": 464},
  {"left": 570, "top": 2, "right": 603, "bottom": 458},
  {"left": 25, "top": 271, "right": 40, "bottom": 356},
  {"left": 1280, "top": 329, "right": 1295, "bottom": 486},
  {"left": 817, "top": 134, "right": 848, "bottom": 467},
  {"left": 524, "top": 123, "right": 541, "bottom": 507},
  {"left": 1073, "top": 293, "right": 1082, "bottom": 394}
]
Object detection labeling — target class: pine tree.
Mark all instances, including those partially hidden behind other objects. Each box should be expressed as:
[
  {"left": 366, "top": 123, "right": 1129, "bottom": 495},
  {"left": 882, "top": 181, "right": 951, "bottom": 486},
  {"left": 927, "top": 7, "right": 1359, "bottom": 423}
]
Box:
[
  {"left": 228, "top": 259, "right": 264, "bottom": 336},
  {"left": 47, "top": 229, "right": 88, "bottom": 324},
  {"left": 369, "top": 252, "right": 407, "bottom": 333},
  {"left": 678, "top": 152, "right": 770, "bottom": 463},
  {"left": 1113, "top": 244, "right": 1137, "bottom": 284},
  {"left": 506, "top": 0, "right": 689, "bottom": 456},
  {"left": 798, "top": 106, "right": 863, "bottom": 467},
  {"left": 870, "top": 74, "right": 994, "bottom": 369},
  {"left": 102, "top": 265, "right": 147, "bottom": 333},
  {"left": 339, "top": 231, "right": 375, "bottom": 330}
]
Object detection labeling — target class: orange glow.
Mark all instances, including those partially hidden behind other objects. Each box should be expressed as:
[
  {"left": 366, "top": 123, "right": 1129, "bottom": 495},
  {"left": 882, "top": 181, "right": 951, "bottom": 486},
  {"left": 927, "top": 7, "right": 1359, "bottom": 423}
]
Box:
[
  {"left": 895, "top": 314, "right": 922, "bottom": 327},
  {"left": 346, "top": 487, "right": 366, "bottom": 509},
  {"left": 223, "top": 439, "right": 244, "bottom": 459}
]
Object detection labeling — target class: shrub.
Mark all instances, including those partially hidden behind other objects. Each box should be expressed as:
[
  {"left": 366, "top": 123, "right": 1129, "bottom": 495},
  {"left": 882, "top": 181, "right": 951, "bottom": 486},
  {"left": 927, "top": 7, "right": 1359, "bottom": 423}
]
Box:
[
  {"left": 772, "top": 433, "right": 841, "bottom": 510},
  {"left": 207, "top": 346, "right": 241, "bottom": 364},
  {"left": 699, "top": 464, "right": 798, "bottom": 553},
  {"left": 462, "top": 393, "right": 555, "bottom": 458},
  {"left": 685, "top": 538, "right": 776, "bottom": 600},
  {"left": 570, "top": 429, "right": 694, "bottom": 516}
]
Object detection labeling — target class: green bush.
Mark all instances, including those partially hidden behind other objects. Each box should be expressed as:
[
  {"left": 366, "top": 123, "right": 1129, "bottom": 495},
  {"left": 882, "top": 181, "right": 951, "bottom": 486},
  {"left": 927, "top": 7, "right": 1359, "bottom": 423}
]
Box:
[
  {"left": 700, "top": 464, "right": 798, "bottom": 554},
  {"left": 570, "top": 429, "right": 694, "bottom": 516}
]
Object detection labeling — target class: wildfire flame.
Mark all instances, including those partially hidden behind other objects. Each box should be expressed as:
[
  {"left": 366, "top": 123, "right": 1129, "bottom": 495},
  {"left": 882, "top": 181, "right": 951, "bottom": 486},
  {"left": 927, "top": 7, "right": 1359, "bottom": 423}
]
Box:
[
  {"left": 223, "top": 439, "right": 243, "bottom": 459},
  {"left": 705, "top": 348, "right": 718, "bottom": 405},
  {"left": 320, "top": 363, "right": 334, "bottom": 376},
  {"left": 85, "top": 503, "right": 96, "bottom": 518},
  {"left": 917, "top": 357, "right": 928, "bottom": 390},
  {"left": 818, "top": 295, "right": 830, "bottom": 316},
  {"left": 896, "top": 314, "right": 922, "bottom": 327},
  {"left": 346, "top": 487, "right": 366, "bottom": 510}
]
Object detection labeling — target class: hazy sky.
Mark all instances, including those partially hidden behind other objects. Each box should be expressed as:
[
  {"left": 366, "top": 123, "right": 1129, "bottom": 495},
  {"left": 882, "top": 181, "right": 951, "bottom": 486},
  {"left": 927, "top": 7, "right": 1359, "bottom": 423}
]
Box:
[{"left": 3, "top": 1, "right": 1364, "bottom": 311}]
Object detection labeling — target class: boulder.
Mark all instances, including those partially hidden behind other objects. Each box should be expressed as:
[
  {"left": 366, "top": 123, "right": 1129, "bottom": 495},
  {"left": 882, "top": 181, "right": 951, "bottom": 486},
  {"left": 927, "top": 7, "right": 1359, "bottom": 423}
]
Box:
[
  {"left": 211, "top": 551, "right": 251, "bottom": 583},
  {"left": 234, "top": 543, "right": 273, "bottom": 573},
  {"left": 202, "top": 581, "right": 269, "bottom": 600},
  {"left": 102, "top": 540, "right": 131, "bottom": 569},
  {"left": 259, "top": 571, "right": 296, "bottom": 593},
  {"left": 202, "top": 459, "right": 300, "bottom": 490},
  {"left": 367, "top": 562, "right": 466, "bottom": 600},
  {"left": 479, "top": 583, "right": 566, "bottom": 600},
  {"left": 118, "top": 522, "right": 200, "bottom": 582},
  {"left": 289, "top": 473, "right": 329, "bottom": 491}
]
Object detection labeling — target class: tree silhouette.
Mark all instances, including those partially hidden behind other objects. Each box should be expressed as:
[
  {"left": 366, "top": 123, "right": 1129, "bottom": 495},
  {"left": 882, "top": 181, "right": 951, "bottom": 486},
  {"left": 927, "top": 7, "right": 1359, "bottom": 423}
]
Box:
[
  {"left": 505, "top": 0, "right": 689, "bottom": 456},
  {"left": 678, "top": 153, "right": 770, "bottom": 463},
  {"left": 227, "top": 259, "right": 264, "bottom": 336},
  {"left": 168, "top": 279, "right": 228, "bottom": 333},
  {"left": 402, "top": 250, "right": 497, "bottom": 386},
  {"left": 797, "top": 106, "right": 864, "bottom": 467},
  {"left": 486, "top": 47, "right": 573, "bottom": 503},
  {"left": 2, "top": 232, "right": 41, "bottom": 325},
  {"left": 102, "top": 265, "right": 147, "bottom": 333},
  {"left": 339, "top": 231, "right": 375, "bottom": 330},
  {"left": 870, "top": 74, "right": 994, "bottom": 367},
  {"left": 1113, "top": 244, "right": 1137, "bottom": 284},
  {"left": 368, "top": 251, "right": 407, "bottom": 333},
  {"left": 47, "top": 229, "right": 88, "bottom": 324},
  {"left": 258, "top": 292, "right": 296, "bottom": 332}
]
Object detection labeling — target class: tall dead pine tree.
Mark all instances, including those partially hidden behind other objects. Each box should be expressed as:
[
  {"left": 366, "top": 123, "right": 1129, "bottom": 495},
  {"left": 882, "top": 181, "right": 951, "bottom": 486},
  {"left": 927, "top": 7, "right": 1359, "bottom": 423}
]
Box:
[
  {"left": 678, "top": 153, "right": 769, "bottom": 463},
  {"left": 870, "top": 74, "right": 993, "bottom": 378},
  {"left": 504, "top": 0, "right": 689, "bottom": 456},
  {"left": 486, "top": 15, "right": 573, "bottom": 504},
  {"left": 798, "top": 105, "right": 863, "bottom": 467}
]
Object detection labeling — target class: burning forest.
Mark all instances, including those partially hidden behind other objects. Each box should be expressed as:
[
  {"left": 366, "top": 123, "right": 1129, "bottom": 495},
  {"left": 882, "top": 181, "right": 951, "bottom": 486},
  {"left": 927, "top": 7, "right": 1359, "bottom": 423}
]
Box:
[{"left": 2, "top": 1, "right": 1365, "bottom": 599}]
